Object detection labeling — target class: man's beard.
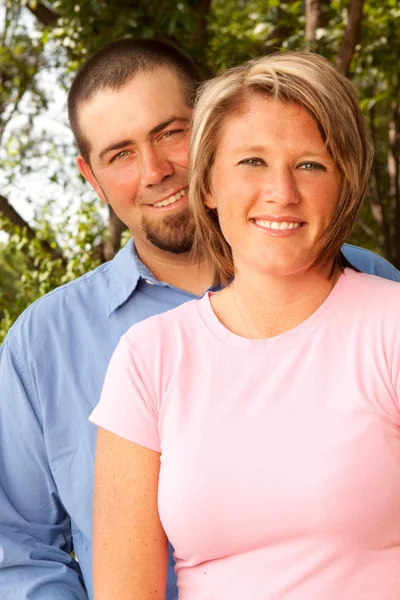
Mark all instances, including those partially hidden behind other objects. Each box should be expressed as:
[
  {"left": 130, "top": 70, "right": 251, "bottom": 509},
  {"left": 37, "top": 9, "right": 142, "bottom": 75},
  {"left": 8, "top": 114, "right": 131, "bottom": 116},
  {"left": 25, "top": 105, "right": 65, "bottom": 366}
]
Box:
[
  {"left": 142, "top": 205, "right": 195, "bottom": 254},
  {"left": 99, "top": 179, "right": 195, "bottom": 255}
]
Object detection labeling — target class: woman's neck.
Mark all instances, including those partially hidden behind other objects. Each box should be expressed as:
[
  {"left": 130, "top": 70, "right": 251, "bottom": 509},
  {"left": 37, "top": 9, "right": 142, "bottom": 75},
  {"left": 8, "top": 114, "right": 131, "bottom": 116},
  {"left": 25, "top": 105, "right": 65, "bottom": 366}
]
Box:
[{"left": 212, "top": 263, "right": 342, "bottom": 339}]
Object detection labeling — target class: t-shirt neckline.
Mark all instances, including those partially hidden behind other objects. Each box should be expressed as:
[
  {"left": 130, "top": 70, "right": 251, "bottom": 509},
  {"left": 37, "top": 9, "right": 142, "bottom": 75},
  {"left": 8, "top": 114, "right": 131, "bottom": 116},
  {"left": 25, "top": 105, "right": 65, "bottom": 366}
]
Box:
[{"left": 195, "top": 268, "right": 355, "bottom": 355}]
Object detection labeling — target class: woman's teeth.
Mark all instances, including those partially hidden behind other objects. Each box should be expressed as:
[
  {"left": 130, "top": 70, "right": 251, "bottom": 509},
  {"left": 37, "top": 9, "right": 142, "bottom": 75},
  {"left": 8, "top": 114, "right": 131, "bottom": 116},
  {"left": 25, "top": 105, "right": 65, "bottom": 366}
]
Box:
[{"left": 254, "top": 220, "right": 302, "bottom": 230}]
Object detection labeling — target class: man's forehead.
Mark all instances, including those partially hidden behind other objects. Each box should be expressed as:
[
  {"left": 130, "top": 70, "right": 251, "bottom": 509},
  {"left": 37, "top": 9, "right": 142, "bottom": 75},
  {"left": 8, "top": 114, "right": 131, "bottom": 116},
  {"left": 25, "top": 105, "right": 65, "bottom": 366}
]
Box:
[
  {"left": 76, "top": 67, "right": 192, "bottom": 160},
  {"left": 80, "top": 67, "right": 188, "bottom": 114}
]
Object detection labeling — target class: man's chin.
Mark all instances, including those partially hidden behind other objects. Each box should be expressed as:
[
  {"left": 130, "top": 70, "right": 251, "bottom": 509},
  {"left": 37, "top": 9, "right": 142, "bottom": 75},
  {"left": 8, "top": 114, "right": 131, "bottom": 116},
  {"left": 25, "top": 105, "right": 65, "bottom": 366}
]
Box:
[
  {"left": 143, "top": 210, "right": 195, "bottom": 255},
  {"left": 145, "top": 231, "right": 194, "bottom": 254}
]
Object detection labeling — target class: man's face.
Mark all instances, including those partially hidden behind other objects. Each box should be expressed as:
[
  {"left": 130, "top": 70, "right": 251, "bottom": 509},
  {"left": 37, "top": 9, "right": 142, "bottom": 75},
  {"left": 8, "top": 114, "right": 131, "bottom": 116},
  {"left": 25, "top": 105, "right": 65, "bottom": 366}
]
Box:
[{"left": 77, "top": 68, "right": 194, "bottom": 256}]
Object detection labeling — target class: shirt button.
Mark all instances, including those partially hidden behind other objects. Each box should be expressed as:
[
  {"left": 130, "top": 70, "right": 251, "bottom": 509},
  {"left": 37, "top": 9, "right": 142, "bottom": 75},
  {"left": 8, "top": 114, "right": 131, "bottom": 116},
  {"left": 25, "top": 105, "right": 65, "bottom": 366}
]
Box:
[{"left": 145, "top": 280, "right": 155, "bottom": 285}]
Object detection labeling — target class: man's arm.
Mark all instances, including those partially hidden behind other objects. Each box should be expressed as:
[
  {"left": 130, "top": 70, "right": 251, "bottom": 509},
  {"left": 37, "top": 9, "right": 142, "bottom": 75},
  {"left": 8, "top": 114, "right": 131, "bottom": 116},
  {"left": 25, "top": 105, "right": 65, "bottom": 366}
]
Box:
[
  {"left": 0, "top": 333, "right": 88, "bottom": 599},
  {"left": 342, "top": 244, "right": 400, "bottom": 281}
]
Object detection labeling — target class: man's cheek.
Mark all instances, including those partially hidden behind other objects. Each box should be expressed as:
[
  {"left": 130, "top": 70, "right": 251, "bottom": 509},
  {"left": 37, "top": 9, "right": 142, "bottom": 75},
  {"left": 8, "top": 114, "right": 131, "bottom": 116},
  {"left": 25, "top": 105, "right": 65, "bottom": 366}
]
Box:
[{"left": 175, "top": 141, "right": 191, "bottom": 168}]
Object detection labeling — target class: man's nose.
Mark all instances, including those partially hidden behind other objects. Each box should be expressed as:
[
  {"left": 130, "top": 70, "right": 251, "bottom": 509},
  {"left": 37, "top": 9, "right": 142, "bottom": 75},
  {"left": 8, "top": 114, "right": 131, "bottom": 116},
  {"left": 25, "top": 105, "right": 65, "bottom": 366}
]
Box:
[
  {"left": 264, "top": 168, "right": 301, "bottom": 206},
  {"left": 141, "top": 146, "right": 174, "bottom": 186}
]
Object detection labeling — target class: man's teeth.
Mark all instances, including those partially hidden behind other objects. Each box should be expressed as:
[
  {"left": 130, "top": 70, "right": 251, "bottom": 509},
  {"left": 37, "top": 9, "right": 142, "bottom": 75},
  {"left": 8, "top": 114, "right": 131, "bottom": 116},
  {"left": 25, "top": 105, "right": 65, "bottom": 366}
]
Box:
[
  {"left": 254, "top": 220, "right": 302, "bottom": 231},
  {"left": 153, "top": 188, "right": 187, "bottom": 208}
]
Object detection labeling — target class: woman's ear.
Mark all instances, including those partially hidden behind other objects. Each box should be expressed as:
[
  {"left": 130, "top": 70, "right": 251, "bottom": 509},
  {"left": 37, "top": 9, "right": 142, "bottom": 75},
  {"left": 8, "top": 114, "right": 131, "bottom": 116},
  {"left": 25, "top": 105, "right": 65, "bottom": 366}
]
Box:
[{"left": 205, "top": 189, "right": 217, "bottom": 210}]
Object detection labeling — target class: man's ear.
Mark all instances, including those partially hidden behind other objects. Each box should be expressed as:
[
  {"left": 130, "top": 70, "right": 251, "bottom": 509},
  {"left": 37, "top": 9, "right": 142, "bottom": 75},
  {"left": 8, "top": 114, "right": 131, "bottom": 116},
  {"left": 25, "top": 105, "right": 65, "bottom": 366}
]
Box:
[{"left": 76, "top": 155, "right": 109, "bottom": 204}]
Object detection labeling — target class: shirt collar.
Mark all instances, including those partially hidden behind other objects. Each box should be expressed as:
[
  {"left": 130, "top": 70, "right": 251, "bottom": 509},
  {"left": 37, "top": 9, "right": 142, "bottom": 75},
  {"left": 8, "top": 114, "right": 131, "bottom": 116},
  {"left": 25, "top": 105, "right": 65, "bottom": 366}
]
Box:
[
  {"left": 108, "top": 238, "right": 164, "bottom": 315},
  {"left": 108, "top": 238, "right": 220, "bottom": 315}
]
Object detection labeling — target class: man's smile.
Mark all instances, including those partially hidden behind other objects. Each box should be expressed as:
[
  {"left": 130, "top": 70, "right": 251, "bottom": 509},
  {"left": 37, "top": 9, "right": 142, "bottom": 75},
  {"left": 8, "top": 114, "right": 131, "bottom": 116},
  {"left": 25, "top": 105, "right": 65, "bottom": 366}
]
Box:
[{"left": 152, "top": 187, "right": 188, "bottom": 209}]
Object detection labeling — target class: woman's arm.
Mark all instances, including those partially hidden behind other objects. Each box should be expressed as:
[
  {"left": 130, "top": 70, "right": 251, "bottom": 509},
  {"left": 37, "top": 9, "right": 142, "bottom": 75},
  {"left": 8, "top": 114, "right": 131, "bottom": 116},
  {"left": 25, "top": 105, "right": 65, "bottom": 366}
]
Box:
[{"left": 92, "top": 427, "right": 168, "bottom": 599}]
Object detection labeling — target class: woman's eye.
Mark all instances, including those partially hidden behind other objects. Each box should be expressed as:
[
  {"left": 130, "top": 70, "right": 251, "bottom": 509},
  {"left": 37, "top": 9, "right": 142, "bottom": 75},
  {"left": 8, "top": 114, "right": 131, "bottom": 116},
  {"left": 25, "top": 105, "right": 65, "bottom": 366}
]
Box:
[
  {"left": 298, "top": 162, "right": 326, "bottom": 171},
  {"left": 239, "top": 157, "right": 265, "bottom": 166}
]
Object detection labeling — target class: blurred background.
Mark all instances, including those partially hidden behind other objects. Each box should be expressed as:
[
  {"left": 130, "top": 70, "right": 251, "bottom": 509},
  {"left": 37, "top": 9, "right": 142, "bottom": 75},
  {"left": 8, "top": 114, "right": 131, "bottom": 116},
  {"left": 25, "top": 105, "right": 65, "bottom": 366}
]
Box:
[{"left": 1, "top": 0, "right": 399, "bottom": 341}]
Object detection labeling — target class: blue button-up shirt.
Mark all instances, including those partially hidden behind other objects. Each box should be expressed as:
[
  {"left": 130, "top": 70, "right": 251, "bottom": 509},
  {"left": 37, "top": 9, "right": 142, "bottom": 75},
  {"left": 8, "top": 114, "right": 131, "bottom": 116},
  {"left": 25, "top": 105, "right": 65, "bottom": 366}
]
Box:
[{"left": 0, "top": 239, "right": 399, "bottom": 599}]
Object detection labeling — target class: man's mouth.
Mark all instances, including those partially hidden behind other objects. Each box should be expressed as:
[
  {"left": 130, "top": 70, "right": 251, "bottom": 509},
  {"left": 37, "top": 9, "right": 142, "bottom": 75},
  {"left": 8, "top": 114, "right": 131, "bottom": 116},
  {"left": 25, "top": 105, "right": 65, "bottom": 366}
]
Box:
[{"left": 153, "top": 188, "right": 188, "bottom": 208}]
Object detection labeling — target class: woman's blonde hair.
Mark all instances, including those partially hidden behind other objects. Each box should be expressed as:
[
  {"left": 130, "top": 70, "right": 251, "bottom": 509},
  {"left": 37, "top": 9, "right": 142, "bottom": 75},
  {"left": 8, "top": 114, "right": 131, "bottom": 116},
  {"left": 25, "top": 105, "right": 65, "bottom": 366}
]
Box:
[{"left": 189, "top": 51, "right": 373, "bottom": 284}]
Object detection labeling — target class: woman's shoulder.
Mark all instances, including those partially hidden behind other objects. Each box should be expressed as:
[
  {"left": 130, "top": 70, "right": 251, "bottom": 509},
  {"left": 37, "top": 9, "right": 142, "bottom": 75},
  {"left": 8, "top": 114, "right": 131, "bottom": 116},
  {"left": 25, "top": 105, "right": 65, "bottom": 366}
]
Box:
[
  {"left": 345, "top": 267, "right": 400, "bottom": 292},
  {"left": 342, "top": 268, "right": 400, "bottom": 313}
]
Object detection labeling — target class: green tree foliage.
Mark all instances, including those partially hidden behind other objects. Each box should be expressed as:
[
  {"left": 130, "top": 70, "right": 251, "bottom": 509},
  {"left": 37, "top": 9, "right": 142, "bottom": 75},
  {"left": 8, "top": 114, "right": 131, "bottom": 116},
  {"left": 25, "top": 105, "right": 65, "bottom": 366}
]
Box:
[
  {"left": 352, "top": 0, "right": 400, "bottom": 263},
  {"left": 0, "top": 1, "right": 47, "bottom": 142},
  {"left": 1, "top": 0, "right": 400, "bottom": 340},
  {"left": 0, "top": 200, "right": 105, "bottom": 343}
]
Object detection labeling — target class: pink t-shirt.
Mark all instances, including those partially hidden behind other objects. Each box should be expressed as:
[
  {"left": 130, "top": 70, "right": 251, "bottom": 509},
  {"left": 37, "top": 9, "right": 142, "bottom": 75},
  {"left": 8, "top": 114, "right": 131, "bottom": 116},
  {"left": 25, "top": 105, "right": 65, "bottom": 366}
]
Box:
[{"left": 91, "top": 269, "right": 400, "bottom": 599}]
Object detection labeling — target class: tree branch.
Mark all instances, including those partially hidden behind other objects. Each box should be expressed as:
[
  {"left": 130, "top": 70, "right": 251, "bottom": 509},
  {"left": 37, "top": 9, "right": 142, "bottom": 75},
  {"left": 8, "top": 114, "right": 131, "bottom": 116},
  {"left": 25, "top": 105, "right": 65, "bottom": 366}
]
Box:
[
  {"left": 336, "top": 0, "right": 365, "bottom": 76},
  {"left": 26, "top": 2, "right": 59, "bottom": 26},
  {"left": 356, "top": 217, "right": 382, "bottom": 247},
  {"left": 0, "top": 90, "right": 25, "bottom": 146},
  {"left": 0, "top": 194, "right": 65, "bottom": 262},
  {"left": 263, "top": 2, "right": 292, "bottom": 55},
  {"left": 0, "top": 1, "right": 9, "bottom": 48},
  {"left": 0, "top": 194, "right": 36, "bottom": 233}
]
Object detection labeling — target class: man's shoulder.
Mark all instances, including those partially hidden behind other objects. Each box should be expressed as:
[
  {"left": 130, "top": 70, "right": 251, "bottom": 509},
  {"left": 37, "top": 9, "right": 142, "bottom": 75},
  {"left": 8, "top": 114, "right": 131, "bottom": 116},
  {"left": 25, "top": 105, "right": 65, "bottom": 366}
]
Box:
[
  {"left": 122, "top": 297, "right": 199, "bottom": 359},
  {"left": 342, "top": 244, "right": 400, "bottom": 282},
  {"left": 124, "top": 296, "right": 198, "bottom": 340}
]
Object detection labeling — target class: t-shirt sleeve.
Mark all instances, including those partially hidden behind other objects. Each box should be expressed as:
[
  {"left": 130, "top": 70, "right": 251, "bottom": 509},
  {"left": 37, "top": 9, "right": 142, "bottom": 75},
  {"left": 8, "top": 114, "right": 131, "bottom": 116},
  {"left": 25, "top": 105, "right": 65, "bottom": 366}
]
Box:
[{"left": 89, "top": 334, "right": 161, "bottom": 452}]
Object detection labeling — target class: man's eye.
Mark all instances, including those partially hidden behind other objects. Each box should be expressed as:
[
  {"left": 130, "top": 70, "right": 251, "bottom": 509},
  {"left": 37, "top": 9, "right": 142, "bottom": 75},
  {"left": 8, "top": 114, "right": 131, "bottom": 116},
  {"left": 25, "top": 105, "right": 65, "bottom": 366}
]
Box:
[
  {"left": 162, "top": 129, "right": 185, "bottom": 139},
  {"left": 298, "top": 162, "right": 327, "bottom": 171},
  {"left": 111, "top": 150, "right": 130, "bottom": 162},
  {"left": 238, "top": 157, "right": 265, "bottom": 166}
]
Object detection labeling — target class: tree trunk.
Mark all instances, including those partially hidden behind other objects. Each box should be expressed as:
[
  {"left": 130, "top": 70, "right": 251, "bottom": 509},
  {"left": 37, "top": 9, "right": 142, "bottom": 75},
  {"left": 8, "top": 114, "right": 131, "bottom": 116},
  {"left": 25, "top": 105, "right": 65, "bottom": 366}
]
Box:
[
  {"left": 336, "top": 0, "right": 365, "bottom": 76},
  {"left": 102, "top": 206, "right": 128, "bottom": 261},
  {"left": 305, "top": 0, "right": 325, "bottom": 47},
  {"left": 368, "top": 102, "right": 393, "bottom": 260},
  {"left": 388, "top": 99, "right": 400, "bottom": 268},
  {"left": 193, "top": 0, "right": 212, "bottom": 48}
]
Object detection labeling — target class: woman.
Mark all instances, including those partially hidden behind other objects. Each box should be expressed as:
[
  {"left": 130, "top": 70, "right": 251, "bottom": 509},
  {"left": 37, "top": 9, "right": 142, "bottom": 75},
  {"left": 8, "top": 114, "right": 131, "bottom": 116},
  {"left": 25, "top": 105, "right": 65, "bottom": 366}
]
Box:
[{"left": 90, "top": 52, "right": 400, "bottom": 599}]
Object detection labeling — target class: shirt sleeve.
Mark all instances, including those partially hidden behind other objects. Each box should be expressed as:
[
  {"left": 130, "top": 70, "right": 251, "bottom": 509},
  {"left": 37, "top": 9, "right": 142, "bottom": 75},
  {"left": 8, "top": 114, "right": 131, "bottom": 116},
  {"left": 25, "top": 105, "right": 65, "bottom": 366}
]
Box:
[
  {"left": 0, "top": 334, "right": 88, "bottom": 599},
  {"left": 90, "top": 334, "right": 161, "bottom": 452}
]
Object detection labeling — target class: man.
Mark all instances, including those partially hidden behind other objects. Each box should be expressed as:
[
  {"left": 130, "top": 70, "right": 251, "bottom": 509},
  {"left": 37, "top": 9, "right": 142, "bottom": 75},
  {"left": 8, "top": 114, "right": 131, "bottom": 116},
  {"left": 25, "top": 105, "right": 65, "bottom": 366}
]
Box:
[{"left": 0, "top": 39, "right": 399, "bottom": 600}]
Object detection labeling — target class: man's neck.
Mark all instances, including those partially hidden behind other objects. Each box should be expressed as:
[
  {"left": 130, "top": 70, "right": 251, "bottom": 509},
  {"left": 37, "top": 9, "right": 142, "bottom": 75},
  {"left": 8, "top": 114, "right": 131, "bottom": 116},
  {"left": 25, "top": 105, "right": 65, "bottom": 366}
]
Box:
[{"left": 135, "top": 243, "right": 215, "bottom": 296}]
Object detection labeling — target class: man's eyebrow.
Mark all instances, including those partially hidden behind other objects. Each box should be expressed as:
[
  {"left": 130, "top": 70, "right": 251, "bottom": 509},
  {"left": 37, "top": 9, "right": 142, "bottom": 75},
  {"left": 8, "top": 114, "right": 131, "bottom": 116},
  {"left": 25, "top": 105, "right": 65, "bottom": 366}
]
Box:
[
  {"left": 98, "top": 117, "right": 190, "bottom": 162},
  {"left": 99, "top": 140, "right": 133, "bottom": 162},
  {"left": 149, "top": 116, "right": 190, "bottom": 136}
]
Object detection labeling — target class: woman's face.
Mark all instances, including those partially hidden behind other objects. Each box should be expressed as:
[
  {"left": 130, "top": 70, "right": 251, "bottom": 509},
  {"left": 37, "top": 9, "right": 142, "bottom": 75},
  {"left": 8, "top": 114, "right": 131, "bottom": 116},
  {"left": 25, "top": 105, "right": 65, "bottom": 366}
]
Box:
[{"left": 205, "top": 95, "right": 342, "bottom": 278}]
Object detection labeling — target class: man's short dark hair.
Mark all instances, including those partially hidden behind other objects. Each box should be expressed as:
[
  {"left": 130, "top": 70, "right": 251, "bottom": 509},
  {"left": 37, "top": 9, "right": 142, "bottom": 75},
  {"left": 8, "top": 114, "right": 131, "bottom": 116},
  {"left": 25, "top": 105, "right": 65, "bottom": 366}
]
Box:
[{"left": 67, "top": 38, "right": 201, "bottom": 163}]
